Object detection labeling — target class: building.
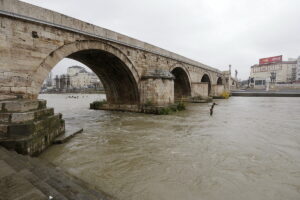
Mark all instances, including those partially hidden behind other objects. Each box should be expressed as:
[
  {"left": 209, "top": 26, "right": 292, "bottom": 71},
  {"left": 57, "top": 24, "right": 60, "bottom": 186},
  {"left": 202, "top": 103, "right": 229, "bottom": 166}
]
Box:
[
  {"left": 40, "top": 66, "right": 103, "bottom": 93},
  {"left": 296, "top": 57, "right": 300, "bottom": 82},
  {"left": 249, "top": 55, "right": 298, "bottom": 88},
  {"left": 67, "top": 66, "right": 103, "bottom": 89},
  {"left": 41, "top": 72, "right": 54, "bottom": 92},
  {"left": 54, "top": 74, "right": 70, "bottom": 91}
]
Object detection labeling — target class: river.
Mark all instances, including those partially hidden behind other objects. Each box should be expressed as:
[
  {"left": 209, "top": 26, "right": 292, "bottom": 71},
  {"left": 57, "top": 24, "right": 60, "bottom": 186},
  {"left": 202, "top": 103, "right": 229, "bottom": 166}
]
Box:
[{"left": 38, "top": 94, "right": 300, "bottom": 200}]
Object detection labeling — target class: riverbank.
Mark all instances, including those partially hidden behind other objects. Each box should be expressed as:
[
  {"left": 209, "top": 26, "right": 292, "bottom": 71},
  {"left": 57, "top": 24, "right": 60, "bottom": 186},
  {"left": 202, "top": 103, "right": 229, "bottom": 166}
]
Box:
[
  {"left": 40, "top": 90, "right": 105, "bottom": 95},
  {"left": 232, "top": 89, "right": 300, "bottom": 97}
]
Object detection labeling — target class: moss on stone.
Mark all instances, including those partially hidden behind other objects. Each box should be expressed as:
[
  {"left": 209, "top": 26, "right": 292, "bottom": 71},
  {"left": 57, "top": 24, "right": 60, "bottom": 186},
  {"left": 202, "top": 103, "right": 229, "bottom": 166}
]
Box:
[{"left": 90, "top": 100, "right": 107, "bottom": 109}]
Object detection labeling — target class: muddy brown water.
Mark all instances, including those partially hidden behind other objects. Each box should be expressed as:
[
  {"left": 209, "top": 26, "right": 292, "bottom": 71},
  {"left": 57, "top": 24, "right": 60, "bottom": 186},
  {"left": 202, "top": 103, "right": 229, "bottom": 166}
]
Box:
[{"left": 39, "top": 94, "right": 300, "bottom": 200}]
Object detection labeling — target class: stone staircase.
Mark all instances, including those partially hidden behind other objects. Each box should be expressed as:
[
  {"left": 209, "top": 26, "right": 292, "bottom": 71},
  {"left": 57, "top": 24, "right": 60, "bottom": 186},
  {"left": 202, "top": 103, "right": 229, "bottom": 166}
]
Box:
[
  {"left": 0, "top": 147, "right": 113, "bottom": 200},
  {"left": 0, "top": 98, "right": 65, "bottom": 156}
]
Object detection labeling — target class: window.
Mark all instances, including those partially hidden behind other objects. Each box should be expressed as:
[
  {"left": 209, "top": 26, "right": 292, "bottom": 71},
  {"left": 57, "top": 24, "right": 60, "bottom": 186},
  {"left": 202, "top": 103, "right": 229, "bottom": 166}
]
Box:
[{"left": 255, "top": 80, "right": 265, "bottom": 85}]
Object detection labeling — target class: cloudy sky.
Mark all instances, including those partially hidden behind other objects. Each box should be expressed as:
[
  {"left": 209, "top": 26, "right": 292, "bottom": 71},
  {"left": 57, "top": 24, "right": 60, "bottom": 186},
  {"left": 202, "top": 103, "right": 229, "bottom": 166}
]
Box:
[{"left": 22, "top": 0, "right": 300, "bottom": 80}]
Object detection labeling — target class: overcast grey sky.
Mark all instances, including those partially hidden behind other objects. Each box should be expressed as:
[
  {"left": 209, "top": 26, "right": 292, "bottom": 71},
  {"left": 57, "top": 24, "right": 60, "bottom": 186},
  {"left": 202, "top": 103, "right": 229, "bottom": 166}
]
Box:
[{"left": 22, "top": 0, "right": 300, "bottom": 80}]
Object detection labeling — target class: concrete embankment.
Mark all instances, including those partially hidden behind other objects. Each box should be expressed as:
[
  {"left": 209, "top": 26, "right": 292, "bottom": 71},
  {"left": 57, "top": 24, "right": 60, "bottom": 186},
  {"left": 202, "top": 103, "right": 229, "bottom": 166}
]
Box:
[
  {"left": 232, "top": 91, "right": 300, "bottom": 97},
  {"left": 0, "top": 147, "right": 113, "bottom": 200}
]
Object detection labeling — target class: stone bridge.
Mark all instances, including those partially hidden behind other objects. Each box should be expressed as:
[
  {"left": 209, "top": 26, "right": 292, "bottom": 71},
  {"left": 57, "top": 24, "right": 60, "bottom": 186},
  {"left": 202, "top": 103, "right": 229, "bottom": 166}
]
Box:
[
  {"left": 0, "top": 0, "right": 230, "bottom": 111},
  {"left": 0, "top": 0, "right": 231, "bottom": 155}
]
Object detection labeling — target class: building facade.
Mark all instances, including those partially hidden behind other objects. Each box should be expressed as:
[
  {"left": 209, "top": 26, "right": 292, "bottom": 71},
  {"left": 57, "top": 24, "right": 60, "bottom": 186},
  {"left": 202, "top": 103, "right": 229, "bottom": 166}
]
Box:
[
  {"left": 249, "top": 56, "right": 298, "bottom": 88},
  {"left": 67, "top": 66, "right": 102, "bottom": 89},
  {"left": 40, "top": 66, "right": 103, "bottom": 92},
  {"left": 296, "top": 57, "right": 300, "bottom": 82}
]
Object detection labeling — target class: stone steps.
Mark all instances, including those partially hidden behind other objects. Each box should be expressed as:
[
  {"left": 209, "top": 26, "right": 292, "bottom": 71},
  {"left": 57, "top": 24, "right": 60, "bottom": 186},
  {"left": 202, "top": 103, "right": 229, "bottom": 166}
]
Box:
[
  {"left": 0, "top": 147, "right": 113, "bottom": 200},
  {"left": 53, "top": 127, "right": 83, "bottom": 144},
  {"left": 0, "top": 99, "right": 46, "bottom": 113},
  {"left": 0, "top": 108, "right": 54, "bottom": 124},
  {"left": 0, "top": 114, "right": 62, "bottom": 138},
  {"left": 0, "top": 98, "right": 65, "bottom": 156},
  {"left": 0, "top": 113, "right": 65, "bottom": 156},
  {"left": 0, "top": 149, "right": 48, "bottom": 200}
]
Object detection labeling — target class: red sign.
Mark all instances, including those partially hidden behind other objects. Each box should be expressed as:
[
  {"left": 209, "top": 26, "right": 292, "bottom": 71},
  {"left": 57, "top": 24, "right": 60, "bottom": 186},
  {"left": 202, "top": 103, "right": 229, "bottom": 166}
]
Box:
[{"left": 259, "top": 55, "right": 282, "bottom": 65}]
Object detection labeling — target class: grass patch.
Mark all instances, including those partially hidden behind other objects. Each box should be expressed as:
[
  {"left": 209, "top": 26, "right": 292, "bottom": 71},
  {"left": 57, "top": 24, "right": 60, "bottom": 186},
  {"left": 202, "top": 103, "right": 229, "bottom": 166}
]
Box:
[
  {"left": 158, "top": 107, "right": 172, "bottom": 115},
  {"left": 157, "top": 102, "right": 186, "bottom": 115},
  {"left": 144, "top": 99, "right": 154, "bottom": 107},
  {"left": 176, "top": 101, "right": 186, "bottom": 111}
]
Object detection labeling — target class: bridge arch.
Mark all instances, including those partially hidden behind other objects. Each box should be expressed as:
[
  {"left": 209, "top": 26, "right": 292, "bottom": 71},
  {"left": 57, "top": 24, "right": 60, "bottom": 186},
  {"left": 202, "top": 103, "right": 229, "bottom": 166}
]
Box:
[
  {"left": 32, "top": 40, "right": 140, "bottom": 105},
  {"left": 217, "top": 77, "right": 223, "bottom": 85},
  {"left": 170, "top": 65, "right": 191, "bottom": 100},
  {"left": 201, "top": 73, "right": 212, "bottom": 95}
]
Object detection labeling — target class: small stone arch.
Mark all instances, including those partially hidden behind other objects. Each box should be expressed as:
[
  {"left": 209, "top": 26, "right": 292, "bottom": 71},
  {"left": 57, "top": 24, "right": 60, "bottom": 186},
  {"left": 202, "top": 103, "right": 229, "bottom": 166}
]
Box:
[
  {"left": 170, "top": 64, "right": 192, "bottom": 100},
  {"left": 217, "top": 77, "right": 223, "bottom": 85},
  {"left": 32, "top": 40, "right": 140, "bottom": 105},
  {"left": 201, "top": 73, "right": 212, "bottom": 95}
]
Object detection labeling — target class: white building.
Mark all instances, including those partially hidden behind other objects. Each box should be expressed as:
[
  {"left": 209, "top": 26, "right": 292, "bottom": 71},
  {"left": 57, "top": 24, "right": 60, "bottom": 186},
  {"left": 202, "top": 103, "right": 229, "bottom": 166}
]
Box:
[
  {"left": 296, "top": 56, "right": 300, "bottom": 82},
  {"left": 41, "top": 72, "right": 54, "bottom": 90},
  {"left": 67, "top": 66, "right": 102, "bottom": 89},
  {"left": 249, "top": 56, "right": 297, "bottom": 88}
]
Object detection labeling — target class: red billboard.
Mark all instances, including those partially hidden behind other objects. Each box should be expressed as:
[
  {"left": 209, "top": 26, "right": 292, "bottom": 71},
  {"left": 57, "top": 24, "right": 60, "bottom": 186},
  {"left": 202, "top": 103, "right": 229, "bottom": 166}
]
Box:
[{"left": 259, "top": 55, "right": 282, "bottom": 65}]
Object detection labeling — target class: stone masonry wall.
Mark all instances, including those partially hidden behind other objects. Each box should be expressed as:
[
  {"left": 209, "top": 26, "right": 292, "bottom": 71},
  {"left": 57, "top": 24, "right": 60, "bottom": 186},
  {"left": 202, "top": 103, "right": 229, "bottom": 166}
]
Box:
[
  {"left": 191, "top": 83, "right": 209, "bottom": 97},
  {"left": 140, "top": 78, "right": 174, "bottom": 106},
  {"left": 212, "top": 85, "right": 225, "bottom": 97}
]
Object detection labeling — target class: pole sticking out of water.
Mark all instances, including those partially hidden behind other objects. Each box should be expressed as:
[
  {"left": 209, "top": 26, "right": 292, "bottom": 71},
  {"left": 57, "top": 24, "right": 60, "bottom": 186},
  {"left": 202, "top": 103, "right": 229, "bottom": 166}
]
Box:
[{"left": 210, "top": 102, "right": 218, "bottom": 116}]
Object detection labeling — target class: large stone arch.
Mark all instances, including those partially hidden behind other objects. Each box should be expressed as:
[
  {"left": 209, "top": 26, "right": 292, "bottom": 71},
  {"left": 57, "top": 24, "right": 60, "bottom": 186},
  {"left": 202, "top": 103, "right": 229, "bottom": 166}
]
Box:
[
  {"left": 170, "top": 64, "right": 192, "bottom": 100},
  {"left": 201, "top": 73, "right": 212, "bottom": 95},
  {"left": 32, "top": 40, "right": 140, "bottom": 105}
]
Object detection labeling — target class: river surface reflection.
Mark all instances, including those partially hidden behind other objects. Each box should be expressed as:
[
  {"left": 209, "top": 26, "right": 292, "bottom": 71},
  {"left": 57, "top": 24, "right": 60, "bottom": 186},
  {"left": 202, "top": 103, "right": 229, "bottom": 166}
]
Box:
[{"left": 39, "top": 94, "right": 300, "bottom": 200}]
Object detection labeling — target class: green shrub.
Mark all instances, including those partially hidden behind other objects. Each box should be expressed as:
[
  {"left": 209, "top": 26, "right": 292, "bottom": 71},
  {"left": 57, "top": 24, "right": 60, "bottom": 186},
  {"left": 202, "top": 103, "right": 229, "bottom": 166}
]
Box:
[
  {"left": 144, "top": 99, "right": 153, "bottom": 107},
  {"left": 157, "top": 102, "right": 186, "bottom": 115},
  {"left": 221, "top": 91, "right": 230, "bottom": 99},
  {"left": 177, "top": 102, "right": 186, "bottom": 111},
  {"left": 158, "top": 107, "right": 171, "bottom": 115}
]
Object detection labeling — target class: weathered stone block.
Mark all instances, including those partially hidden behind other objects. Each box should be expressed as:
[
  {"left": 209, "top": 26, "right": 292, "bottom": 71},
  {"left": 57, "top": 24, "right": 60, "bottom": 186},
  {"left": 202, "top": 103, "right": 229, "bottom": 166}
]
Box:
[
  {"left": 2, "top": 100, "right": 42, "bottom": 112},
  {"left": 0, "top": 112, "right": 65, "bottom": 155},
  {"left": 11, "top": 112, "right": 35, "bottom": 123},
  {"left": 0, "top": 94, "right": 17, "bottom": 101},
  {"left": 0, "top": 124, "right": 8, "bottom": 135},
  {"left": 0, "top": 113, "right": 10, "bottom": 123},
  {"left": 212, "top": 84, "right": 225, "bottom": 97},
  {"left": 141, "top": 77, "right": 174, "bottom": 106},
  {"left": 34, "top": 108, "right": 54, "bottom": 119},
  {"left": 192, "top": 82, "right": 209, "bottom": 97},
  {"left": 38, "top": 99, "right": 47, "bottom": 109},
  {"left": 8, "top": 123, "right": 35, "bottom": 137},
  {"left": 33, "top": 114, "right": 61, "bottom": 135}
]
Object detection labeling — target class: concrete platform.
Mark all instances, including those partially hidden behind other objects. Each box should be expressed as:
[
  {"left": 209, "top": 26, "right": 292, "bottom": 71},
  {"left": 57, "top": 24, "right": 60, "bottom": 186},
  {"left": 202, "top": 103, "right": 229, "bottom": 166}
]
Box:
[
  {"left": 53, "top": 127, "right": 83, "bottom": 144},
  {"left": 232, "top": 91, "right": 300, "bottom": 97}
]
